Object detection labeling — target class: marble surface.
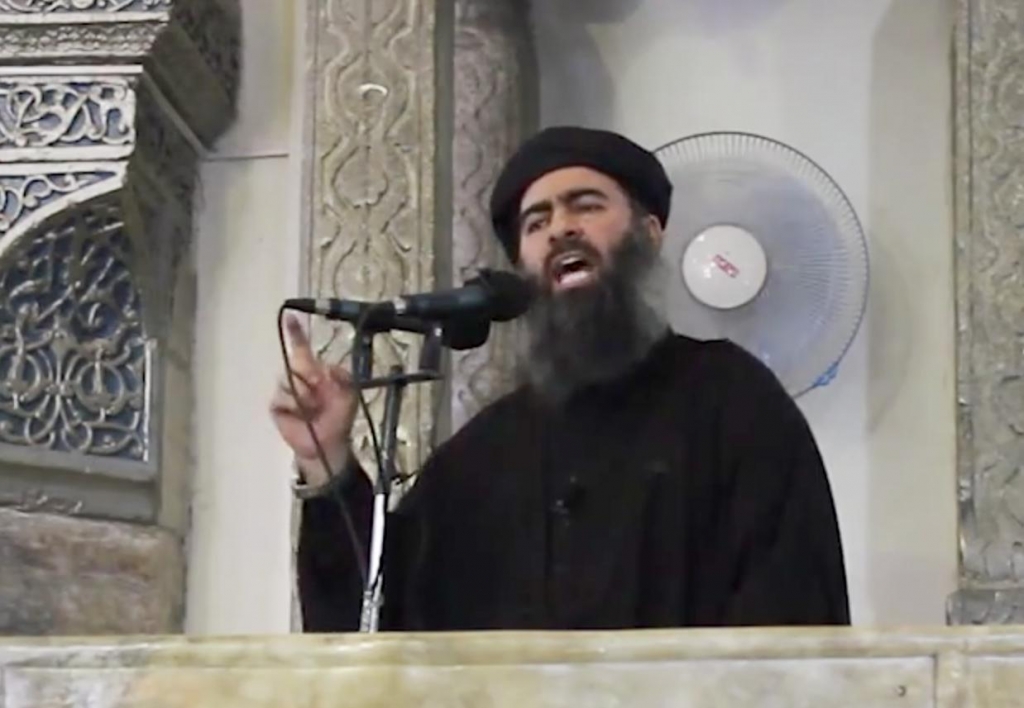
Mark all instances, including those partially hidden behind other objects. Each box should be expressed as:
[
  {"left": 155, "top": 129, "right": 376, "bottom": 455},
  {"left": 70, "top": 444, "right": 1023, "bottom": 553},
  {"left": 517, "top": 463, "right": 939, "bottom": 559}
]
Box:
[{"left": 4, "top": 626, "right": 1024, "bottom": 707}]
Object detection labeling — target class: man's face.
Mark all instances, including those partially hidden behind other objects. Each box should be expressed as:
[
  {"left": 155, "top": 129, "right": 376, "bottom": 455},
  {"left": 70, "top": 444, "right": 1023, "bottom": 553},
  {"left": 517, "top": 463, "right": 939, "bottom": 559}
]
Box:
[{"left": 516, "top": 166, "right": 663, "bottom": 292}]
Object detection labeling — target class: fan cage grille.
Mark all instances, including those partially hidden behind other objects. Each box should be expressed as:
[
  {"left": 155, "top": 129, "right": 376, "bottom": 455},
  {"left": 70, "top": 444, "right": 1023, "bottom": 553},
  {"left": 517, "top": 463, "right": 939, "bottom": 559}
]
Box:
[{"left": 654, "top": 131, "right": 869, "bottom": 396}]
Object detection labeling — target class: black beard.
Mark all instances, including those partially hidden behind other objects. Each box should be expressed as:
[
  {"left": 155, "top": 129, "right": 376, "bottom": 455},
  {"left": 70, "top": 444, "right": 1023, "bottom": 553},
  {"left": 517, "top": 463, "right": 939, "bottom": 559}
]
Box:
[{"left": 519, "top": 225, "right": 668, "bottom": 406}]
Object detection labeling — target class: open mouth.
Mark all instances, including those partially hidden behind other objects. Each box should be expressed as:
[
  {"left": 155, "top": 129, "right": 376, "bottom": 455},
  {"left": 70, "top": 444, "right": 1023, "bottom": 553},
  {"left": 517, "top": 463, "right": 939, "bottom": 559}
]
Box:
[{"left": 549, "top": 250, "right": 599, "bottom": 290}]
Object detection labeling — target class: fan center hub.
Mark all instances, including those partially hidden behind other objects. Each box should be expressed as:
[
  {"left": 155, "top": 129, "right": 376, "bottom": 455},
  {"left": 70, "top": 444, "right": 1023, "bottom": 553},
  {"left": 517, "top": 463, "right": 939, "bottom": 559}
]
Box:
[{"left": 681, "top": 224, "right": 767, "bottom": 309}]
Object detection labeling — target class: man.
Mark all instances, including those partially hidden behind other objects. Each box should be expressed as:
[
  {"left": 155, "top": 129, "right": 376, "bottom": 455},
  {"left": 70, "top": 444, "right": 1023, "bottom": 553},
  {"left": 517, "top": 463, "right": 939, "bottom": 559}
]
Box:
[{"left": 271, "top": 126, "right": 850, "bottom": 632}]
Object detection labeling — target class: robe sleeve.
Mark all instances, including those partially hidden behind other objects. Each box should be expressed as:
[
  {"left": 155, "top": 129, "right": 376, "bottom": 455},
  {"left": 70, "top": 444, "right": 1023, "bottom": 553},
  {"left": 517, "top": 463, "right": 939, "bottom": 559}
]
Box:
[
  {"left": 713, "top": 344, "right": 851, "bottom": 626},
  {"left": 296, "top": 456, "right": 435, "bottom": 633},
  {"left": 296, "top": 458, "right": 373, "bottom": 632}
]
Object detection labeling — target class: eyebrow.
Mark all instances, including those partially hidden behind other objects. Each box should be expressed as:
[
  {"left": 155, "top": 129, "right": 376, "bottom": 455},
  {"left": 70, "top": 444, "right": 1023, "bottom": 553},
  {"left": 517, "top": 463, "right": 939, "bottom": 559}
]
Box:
[{"left": 518, "top": 187, "right": 610, "bottom": 227}]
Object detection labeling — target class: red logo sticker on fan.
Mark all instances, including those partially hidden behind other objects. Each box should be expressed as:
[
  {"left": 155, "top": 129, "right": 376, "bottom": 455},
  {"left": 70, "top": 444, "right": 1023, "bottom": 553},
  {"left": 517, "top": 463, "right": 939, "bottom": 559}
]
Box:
[{"left": 713, "top": 254, "right": 740, "bottom": 278}]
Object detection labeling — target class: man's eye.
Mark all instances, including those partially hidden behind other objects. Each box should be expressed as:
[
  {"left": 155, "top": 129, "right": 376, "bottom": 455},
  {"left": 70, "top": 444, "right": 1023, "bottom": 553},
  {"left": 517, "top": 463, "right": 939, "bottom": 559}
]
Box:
[
  {"left": 523, "top": 218, "right": 543, "bottom": 234},
  {"left": 577, "top": 201, "right": 604, "bottom": 212}
]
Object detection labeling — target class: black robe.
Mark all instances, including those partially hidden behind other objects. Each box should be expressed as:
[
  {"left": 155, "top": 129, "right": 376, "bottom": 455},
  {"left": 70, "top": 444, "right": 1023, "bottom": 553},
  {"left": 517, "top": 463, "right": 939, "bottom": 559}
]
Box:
[{"left": 298, "top": 334, "right": 850, "bottom": 631}]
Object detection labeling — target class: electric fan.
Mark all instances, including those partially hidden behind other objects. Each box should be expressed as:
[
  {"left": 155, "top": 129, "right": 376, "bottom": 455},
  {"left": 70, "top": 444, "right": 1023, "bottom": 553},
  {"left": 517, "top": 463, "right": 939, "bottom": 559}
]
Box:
[{"left": 654, "top": 132, "right": 869, "bottom": 397}]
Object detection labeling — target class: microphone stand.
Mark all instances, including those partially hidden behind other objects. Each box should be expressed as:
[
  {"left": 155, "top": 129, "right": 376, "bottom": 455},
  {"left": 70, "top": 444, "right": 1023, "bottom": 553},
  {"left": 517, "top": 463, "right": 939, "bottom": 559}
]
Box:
[{"left": 353, "top": 321, "right": 444, "bottom": 633}]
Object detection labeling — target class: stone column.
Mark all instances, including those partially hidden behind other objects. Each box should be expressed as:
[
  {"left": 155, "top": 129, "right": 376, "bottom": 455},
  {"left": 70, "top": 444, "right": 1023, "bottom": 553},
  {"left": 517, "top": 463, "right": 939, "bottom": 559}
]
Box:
[
  {"left": 448, "top": 0, "right": 536, "bottom": 432},
  {"left": 301, "top": 0, "right": 442, "bottom": 479},
  {"left": 948, "top": 0, "right": 1024, "bottom": 624},
  {"left": 299, "top": 0, "right": 535, "bottom": 476},
  {"left": 0, "top": 0, "right": 239, "bottom": 635}
]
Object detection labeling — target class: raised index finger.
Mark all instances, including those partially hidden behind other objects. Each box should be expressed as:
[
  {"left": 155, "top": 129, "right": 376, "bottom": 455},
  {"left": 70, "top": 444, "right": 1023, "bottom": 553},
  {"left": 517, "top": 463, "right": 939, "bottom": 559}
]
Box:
[{"left": 284, "top": 313, "right": 318, "bottom": 371}]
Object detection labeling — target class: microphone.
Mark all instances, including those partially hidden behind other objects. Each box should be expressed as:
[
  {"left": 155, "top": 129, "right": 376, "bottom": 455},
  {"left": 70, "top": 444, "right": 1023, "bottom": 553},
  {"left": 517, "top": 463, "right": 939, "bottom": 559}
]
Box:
[
  {"left": 284, "top": 269, "right": 532, "bottom": 343},
  {"left": 386, "top": 269, "right": 532, "bottom": 323},
  {"left": 285, "top": 299, "right": 491, "bottom": 351}
]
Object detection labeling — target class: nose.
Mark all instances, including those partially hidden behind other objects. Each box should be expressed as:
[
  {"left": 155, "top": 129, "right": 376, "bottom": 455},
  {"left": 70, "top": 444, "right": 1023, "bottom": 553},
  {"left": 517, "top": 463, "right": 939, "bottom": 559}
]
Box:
[{"left": 547, "top": 206, "right": 582, "bottom": 244}]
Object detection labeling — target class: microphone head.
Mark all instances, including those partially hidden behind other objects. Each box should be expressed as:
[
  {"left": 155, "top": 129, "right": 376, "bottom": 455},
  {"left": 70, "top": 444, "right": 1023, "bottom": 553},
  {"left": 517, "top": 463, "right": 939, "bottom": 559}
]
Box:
[
  {"left": 472, "top": 269, "right": 534, "bottom": 322},
  {"left": 443, "top": 316, "right": 491, "bottom": 350}
]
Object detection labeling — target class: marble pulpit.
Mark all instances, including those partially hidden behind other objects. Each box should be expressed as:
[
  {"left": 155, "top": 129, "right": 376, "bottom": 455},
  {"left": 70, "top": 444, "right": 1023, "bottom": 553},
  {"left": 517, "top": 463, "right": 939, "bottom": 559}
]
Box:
[{"left": 2, "top": 626, "right": 1024, "bottom": 707}]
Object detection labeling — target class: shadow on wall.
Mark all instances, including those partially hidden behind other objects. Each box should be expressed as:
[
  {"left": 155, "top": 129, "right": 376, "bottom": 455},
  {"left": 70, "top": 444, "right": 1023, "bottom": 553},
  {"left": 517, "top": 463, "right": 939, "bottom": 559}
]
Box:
[
  {"left": 865, "top": 0, "right": 957, "bottom": 625},
  {"left": 528, "top": 0, "right": 631, "bottom": 129},
  {"left": 531, "top": 0, "right": 645, "bottom": 23},
  {"left": 677, "top": 0, "right": 791, "bottom": 33},
  {"left": 531, "top": 0, "right": 791, "bottom": 130}
]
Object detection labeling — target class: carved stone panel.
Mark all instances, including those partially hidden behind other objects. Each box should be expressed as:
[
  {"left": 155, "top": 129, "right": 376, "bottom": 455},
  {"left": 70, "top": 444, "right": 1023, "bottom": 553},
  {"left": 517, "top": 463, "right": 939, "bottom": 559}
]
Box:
[
  {"left": 949, "top": 588, "right": 1024, "bottom": 625},
  {"left": 0, "top": 76, "right": 136, "bottom": 161},
  {"left": 0, "top": 71, "right": 195, "bottom": 522},
  {"left": 0, "top": 0, "right": 240, "bottom": 148},
  {"left": 302, "top": 0, "right": 441, "bottom": 478},
  {"left": 300, "top": 0, "right": 537, "bottom": 477},
  {"left": 448, "top": 0, "right": 536, "bottom": 431},
  {"left": 950, "top": 0, "right": 1024, "bottom": 623},
  {"left": 0, "top": 189, "right": 148, "bottom": 461}
]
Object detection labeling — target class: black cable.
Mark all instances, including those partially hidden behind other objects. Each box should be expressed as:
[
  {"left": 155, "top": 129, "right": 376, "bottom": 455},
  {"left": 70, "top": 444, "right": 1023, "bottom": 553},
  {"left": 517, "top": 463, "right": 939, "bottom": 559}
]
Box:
[
  {"left": 349, "top": 310, "right": 388, "bottom": 498},
  {"left": 278, "top": 304, "right": 433, "bottom": 605},
  {"left": 276, "top": 304, "right": 368, "bottom": 588}
]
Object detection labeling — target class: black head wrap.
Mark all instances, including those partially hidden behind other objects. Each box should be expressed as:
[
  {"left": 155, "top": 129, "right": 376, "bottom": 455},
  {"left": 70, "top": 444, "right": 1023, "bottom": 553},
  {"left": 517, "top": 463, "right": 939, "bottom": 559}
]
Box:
[{"left": 489, "top": 126, "right": 672, "bottom": 262}]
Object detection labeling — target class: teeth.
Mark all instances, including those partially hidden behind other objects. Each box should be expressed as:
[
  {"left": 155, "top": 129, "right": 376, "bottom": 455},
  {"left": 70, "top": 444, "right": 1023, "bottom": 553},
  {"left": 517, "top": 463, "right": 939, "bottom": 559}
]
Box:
[
  {"left": 553, "top": 253, "right": 588, "bottom": 274},
  {"left": 549, "top": 251, "right": 597, "bottom": 287},
  {"left": 558, "top": 270, "right": 592, "bottom": 286}
]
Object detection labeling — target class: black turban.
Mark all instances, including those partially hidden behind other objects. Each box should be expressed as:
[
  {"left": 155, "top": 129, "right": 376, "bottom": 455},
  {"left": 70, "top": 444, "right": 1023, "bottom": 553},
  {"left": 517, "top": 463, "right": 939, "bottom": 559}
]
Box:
[{"left": 489, "top": 126, "right": 673, "bottom": 262}]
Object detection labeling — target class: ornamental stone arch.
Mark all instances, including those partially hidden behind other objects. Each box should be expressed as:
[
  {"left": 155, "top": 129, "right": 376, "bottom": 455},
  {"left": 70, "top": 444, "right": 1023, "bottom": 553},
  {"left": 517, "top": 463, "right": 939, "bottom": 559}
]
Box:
[{"left": 0, "top": 0, "right": 240, "bottom": 634}]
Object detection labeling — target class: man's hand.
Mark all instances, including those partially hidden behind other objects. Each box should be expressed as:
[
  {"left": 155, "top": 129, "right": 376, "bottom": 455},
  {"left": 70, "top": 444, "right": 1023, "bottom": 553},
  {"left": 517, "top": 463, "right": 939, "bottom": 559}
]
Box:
[{"left": 270, "top": 314, "right": 358, "bottom": 487}]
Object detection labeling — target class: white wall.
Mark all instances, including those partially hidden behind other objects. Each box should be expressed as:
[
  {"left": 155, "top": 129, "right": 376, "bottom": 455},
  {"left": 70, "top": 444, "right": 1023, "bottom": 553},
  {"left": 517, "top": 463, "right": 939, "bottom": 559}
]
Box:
[
  {"left": 532, "top": 0, "right": 957, "bottom": 626},
  {"left": 185, "top": 0, "right": 305, "bottom": 634}
]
